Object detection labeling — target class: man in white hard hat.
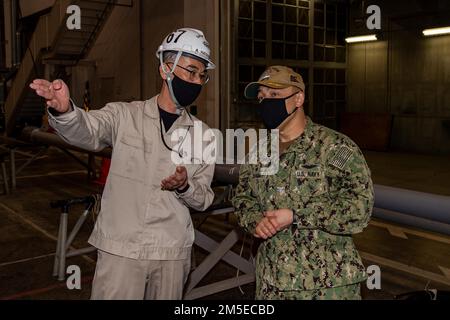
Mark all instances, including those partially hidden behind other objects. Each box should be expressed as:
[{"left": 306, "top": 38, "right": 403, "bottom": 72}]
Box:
[{"left": 30, "top": 28, "right": 216, "bottom": 300}]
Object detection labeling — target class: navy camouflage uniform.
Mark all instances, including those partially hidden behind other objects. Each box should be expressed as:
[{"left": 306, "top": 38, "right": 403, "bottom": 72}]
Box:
[{"left": 232, "top": 117, "right": 374, "bottom": 300}]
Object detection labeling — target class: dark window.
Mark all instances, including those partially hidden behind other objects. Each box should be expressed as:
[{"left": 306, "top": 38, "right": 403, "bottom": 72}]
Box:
[
  {"left": 239, "top": 1, "right": 252, "bottom": 18},
  {"left": 254, "top": 1, "right": 266, "bottom": 20},
  {"left": 235, "top": 0, "right": 347, "bottom": 130},
  {"left": 254, "top": 41, "right": 266, "bottom": 57}
]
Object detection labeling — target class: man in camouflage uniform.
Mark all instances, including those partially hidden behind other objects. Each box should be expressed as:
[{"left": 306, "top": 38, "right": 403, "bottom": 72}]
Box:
[{"left": 232, "top": 66, "right": 374, "bottom": 300}]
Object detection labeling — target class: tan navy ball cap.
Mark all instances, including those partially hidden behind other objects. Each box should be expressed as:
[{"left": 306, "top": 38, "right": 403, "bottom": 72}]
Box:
[{"left": 244, "top": 66, "right": 305, "bottom": 99}]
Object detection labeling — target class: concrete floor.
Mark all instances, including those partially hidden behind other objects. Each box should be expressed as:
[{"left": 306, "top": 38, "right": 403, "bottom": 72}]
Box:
[{"left": 0, "top": 146, "right": 449, "bottom": 300}]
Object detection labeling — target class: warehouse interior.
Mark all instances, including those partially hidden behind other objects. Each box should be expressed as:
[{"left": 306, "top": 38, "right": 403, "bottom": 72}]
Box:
[{"left": 0, "top": 0, "right": 449, "bottom": 300}]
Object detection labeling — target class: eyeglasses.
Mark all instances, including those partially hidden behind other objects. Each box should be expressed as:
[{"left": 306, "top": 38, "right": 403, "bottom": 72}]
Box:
[{"left": 167, "top": 63, "right": 210, "bottom": 84}]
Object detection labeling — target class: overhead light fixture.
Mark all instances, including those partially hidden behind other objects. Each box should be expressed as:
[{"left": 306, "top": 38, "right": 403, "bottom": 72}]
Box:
[
  {"left": 345, "top": 34, "right": 378, "bottom": 43},
  {"left": 423, "top": 27, "right": 450, "bottom": 37}
]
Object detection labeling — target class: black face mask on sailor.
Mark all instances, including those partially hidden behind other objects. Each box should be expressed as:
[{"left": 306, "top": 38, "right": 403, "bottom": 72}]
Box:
[
  {"left": 168, "top": 73, "right": 203, "bottom": 107},
  {"left": 258, "top": 92, "right": 300, "bottom": 129}
]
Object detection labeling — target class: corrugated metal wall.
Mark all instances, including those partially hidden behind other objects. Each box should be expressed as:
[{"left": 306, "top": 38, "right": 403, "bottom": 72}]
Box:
[{"left": 347, "top": 0, "right": 450, "bottom": 154}]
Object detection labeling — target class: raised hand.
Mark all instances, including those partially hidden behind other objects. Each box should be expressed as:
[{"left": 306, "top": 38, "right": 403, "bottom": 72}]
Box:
[{"left": 30, "top": 79, "right": 71, "bottom": 114}]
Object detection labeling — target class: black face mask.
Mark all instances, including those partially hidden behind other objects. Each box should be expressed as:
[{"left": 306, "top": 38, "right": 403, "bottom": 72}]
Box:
[
  {"left": 259, "top": 92, "right": 299, "bottom": 129},
  {"left": 168, "top": 74, "right": 202, "bottom": 107}
]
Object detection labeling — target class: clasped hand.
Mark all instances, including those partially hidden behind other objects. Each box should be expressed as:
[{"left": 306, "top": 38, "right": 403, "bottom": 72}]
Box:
[{"left": 254, "top": 208, "right": 294, "bottom": 239}]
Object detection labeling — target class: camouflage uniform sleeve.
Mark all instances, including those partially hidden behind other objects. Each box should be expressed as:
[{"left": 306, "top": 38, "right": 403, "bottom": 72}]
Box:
[
  {"left": 232, "top": 164, "right": 264, "bottom": 235},
  {"left": 293, "top": 143, "right": 374, "bottom": 235}
]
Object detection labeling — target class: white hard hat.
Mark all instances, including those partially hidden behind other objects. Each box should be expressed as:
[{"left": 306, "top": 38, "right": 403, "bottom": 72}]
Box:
[{"left": 156, "top": 28, "right": 216, "bottom": 70}]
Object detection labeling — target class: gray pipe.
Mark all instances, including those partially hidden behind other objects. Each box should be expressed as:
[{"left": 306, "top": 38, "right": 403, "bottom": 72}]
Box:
[
  {"left": 374, "top": 184, "right": 450, "bottom": 225},
  {"left": 20, "top": 126, "right": 112, "bottom": 158},
  {"left": 213, "top": 164, "right": 450, "bottom": 235},
  {"left": 373, "top": 207, "right": 450, "bottom": 236},
  {"left": 11, "top": 137, "right": 450, "bottom": 234},
  {"left": 214, "top": 164, "right": 240, "bottom": 185}
]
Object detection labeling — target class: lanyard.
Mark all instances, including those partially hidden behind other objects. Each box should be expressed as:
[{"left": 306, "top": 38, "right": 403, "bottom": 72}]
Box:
[{"left": 158, "top": 105, "right": 192, "bottom": 158}]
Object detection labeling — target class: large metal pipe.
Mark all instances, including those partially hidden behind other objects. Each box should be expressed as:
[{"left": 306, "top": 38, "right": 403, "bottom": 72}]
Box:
[
  {"left": 374, "top": 184, "right": 450, "bottom": 225},
  {"left": 19, "top": 126, "right": 112, "bottom": 158},
  {"left": 213, "top": 164, "right": 450, "bottom": 235},
  {"left": 213, "top": 164, "right": 240, "bottom": 185},
  {"left": 373, "top": 208, "right": 450, "bottom": 236},
  {"left": 11, "top": 133, "right": 450, "bottom": 235}
]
